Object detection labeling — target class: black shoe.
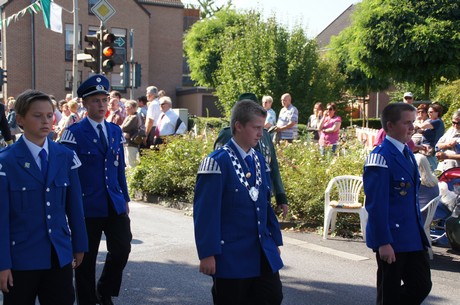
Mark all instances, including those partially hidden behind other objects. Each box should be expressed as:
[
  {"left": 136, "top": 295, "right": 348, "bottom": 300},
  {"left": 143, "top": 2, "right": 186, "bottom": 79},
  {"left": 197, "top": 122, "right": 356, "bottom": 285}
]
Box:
[{"left": 96, "top": 289, "right": 114, "bottom": 305}]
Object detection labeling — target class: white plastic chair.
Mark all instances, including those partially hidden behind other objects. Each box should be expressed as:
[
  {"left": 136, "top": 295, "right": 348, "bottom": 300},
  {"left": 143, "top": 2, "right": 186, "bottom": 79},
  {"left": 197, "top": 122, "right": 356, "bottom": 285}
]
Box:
[
  {"left": 420, "top": 195, "right": 441, "bottom": 260},
  {"left": 323, "top": 175, "right": 367, "bottom": 241}
]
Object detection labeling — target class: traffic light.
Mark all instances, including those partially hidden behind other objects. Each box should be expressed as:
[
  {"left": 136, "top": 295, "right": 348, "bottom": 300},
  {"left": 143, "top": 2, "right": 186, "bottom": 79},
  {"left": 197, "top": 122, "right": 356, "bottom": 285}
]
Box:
[
  {"left": 101, "top": 29, "right": 116, "bottom": 73},
  {"left": 133, "top": 63, "right": 142, "bottom": 88},
  {"left": 120, "top": 62, "right": 130, "bottom": 88},
  {"left": 83, "top": 32, "right": 100, "bottom": 73},
  {"left": 0, "top": 68, "right": 7, "bottom": 86}
]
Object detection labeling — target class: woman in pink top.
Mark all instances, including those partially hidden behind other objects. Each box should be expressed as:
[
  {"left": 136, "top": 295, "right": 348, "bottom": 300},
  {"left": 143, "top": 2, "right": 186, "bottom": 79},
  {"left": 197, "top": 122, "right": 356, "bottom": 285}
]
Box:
[{"left": 318, "top": 102, "right": 342, "bottom": 156}]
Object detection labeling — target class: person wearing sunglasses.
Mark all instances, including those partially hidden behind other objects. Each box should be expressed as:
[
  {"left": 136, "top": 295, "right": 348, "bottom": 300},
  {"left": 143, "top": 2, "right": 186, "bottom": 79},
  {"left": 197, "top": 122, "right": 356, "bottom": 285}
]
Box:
[
  {"left": 414, "top": 103, "right": 445, "bottom": 170},
  {"left": 318, "top": 102, "right": 342, "bottom": 156},
  {"left": 435, "top": 111, "right": 460, "bottom": 172}
]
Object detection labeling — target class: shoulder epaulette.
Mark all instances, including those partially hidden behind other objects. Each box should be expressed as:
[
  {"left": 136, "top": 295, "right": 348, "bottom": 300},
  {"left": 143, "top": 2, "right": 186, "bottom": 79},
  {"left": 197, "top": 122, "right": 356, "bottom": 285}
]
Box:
[
  {"left": 71, "top": 151, "right": 82, "bottom": 170},
  {"left": 265, "top": 161, "right": 271, "bottom": 172},
  {"left": 365, "top": 153, "right": 388, "bottom": 168},
  {"left": 197, "top": 157, "right": 221, "bottom": 174},
  {"left": 0, "top": 163, "right": 5, "bottom": 176},
  {"left": 60, "top": 129, "right": 76, "bottom": 144},
  {"left": 120, "top": 134, "right": 126, "bottom": 144}
]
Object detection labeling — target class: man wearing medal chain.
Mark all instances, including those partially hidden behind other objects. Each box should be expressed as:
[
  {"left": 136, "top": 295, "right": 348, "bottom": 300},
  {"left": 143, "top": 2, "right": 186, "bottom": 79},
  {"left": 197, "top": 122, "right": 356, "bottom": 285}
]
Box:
[
  {"left": 194, "top": 99, "right": 284, "bottom": 305},
  {"left": 61, "top": 75, "right": 132, "bottom": 305},
  {"left": 363, "top": 103, "right": 431, "bottom": 305}
]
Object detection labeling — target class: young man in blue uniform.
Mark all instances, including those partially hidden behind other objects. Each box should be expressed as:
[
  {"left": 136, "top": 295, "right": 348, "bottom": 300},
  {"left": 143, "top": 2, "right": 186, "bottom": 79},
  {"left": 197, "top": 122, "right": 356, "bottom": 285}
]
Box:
[
  {"left": 194, "top": 99, "right": 284, "bottom": 305},
  {"left": 61, "top": 75, "right": 132, "bottom": 305},
  {"left": 214, "top": 93, "right": 288, "bottom": 219},
  {"left": 0, "top": 89, "right": 88, "bottom": 305},
  {"left": 363, "top": 102, "right": 432, "bottom": 305}
]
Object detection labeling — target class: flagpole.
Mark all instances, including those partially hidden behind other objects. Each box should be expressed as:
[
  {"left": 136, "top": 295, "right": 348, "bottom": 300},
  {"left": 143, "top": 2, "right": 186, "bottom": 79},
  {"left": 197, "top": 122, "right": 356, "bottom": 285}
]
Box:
[{"left": 72, "top": 0, "right": 78, "bottom": 97}]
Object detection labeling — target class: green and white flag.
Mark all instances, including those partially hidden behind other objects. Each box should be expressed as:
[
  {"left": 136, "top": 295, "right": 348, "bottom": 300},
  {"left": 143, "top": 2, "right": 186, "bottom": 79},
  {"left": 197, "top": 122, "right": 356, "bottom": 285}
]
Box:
[{"left": 41, "top": 0, "right": 62, "bottom": 33}]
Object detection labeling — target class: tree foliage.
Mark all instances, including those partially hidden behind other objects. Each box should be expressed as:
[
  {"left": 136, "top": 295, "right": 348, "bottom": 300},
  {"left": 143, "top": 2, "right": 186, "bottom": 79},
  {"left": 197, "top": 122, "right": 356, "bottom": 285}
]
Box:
[
  {"left": 345, "top": 0, "right": 460, "bottom": 98},
  {"left": 184, "top": 9, "right": 343, "bottom": 120}
]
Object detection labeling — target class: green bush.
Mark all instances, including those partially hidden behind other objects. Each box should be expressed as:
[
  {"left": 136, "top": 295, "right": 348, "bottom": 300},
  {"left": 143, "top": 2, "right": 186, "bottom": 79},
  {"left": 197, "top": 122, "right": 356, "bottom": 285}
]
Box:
[{"left": 127, "top": 127, "right": 367, "bottom": 237}]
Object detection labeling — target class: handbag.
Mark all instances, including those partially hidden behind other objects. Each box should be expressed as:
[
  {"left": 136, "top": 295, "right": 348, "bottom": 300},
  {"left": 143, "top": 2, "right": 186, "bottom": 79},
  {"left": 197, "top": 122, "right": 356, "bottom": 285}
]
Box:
[{"left": 130, "top": 115, "right": 146, "bottom": 145}]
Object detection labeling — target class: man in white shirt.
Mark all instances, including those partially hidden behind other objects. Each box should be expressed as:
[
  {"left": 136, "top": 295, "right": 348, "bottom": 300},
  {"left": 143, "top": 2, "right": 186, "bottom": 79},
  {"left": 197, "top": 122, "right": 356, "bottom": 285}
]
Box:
[
  {"left": 144, "top": 86, "right": 161, "bottom": 146},
  {"left": 156, "top": 96, "right": 186, "bottom": 138}
]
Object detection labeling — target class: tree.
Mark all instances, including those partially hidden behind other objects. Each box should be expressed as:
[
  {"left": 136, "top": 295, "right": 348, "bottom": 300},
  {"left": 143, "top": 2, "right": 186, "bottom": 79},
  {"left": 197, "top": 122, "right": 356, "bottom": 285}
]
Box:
[
  {"left": 347, "top": 0, "right": 460, "bottom": 98},
  {"left": 184, "top": 9, "right": 343, "bottom": 119}
]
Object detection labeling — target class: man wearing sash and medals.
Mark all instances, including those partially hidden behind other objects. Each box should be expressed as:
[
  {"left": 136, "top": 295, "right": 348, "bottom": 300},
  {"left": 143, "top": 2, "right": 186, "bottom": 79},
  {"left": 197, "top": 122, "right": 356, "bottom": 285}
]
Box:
[
  {"left": 194, "top": 100, "right": 284, "bottom": 305},
  {"left": 363, "top": 103, "right": 431, "bottom": 305},
  {"left": 61, "top": 75, "right": 132, "bottom": 305}
]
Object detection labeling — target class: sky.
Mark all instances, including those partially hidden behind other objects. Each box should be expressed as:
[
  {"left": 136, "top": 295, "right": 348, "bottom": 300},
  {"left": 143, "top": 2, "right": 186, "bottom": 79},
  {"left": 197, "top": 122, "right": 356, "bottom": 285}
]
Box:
[{"left": 186, "top": 0, "right": 361, "bottom": 37}]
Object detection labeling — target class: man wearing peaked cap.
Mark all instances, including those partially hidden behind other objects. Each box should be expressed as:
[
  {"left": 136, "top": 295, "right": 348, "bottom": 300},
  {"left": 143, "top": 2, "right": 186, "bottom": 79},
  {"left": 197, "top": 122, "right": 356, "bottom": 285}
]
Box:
[
  {"left": 61, "top": 74, "right": 132, "bottom": 305},
  {"left": 77, "top": 74, "right": 110, "bottom": 99}
]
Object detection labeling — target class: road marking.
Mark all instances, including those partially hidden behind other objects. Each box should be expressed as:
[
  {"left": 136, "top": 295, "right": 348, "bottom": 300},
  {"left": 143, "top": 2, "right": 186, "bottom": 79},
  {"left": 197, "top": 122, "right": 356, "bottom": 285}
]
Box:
[{"left": 283, "top": 236, "right": 370, "bottom": 261}]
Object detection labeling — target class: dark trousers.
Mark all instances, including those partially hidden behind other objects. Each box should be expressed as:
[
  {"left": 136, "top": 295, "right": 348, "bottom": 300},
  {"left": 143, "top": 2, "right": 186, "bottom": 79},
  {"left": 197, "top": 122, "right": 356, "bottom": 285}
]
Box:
[
  {"left": 75, "top": 213, "right": 132, "bottom": 305},
  {"left": 376, "top": 250, "right": 432, "bottom": 305},
  {"left": 212, "top": 253, "right": 283, "bottom": 305},
  {"left": 2, "top": 263, "right": 74, "bottom": 305}
]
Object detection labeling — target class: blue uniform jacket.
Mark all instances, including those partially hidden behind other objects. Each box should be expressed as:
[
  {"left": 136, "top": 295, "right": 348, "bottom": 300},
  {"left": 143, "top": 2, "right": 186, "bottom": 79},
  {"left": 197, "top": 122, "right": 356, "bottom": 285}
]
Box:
[
  {"left": 60, "top": 118, "right": 130, "bottom": 217},
  {"left": 363, "top": 138, "right": 429, "bottom": 252},
  {"left": 194, "top": 140, "right": 284, "bottom": 279},
  {"left": 0, "top": 137, "right": 88, "bottom": 271}
]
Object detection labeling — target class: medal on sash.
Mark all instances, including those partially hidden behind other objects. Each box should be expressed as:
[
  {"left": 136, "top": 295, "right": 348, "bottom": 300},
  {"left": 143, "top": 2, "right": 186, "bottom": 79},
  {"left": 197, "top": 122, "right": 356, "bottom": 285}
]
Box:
[{"left": 223, "top": 145, "right": 262, "bottom": 202}]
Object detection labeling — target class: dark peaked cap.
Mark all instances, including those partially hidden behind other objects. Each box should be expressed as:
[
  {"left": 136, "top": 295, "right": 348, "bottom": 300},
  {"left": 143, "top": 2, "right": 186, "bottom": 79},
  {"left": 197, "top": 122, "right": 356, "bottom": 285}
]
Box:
[
  {"left": 77, "top": 74, "right": 110, "bottom": 99},
  {"left": 237, "top": 92, "right": 258, "bottom": 103}
]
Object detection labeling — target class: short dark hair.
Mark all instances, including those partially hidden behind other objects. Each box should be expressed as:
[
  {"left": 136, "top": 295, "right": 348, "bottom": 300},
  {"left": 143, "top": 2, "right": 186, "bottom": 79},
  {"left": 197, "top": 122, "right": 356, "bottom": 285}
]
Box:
[
  {"left": 110, "top": 90, "right": 122, "bottom": 99},
  {"left": 429, "top": 103, "right": 443, "bottom": 116},
  {"left": 381, "top": 103, "right": 416, "bottom": 132},
  {"left": 15, "top": 89, "right": 54, "bottom": 117},
  {"left": 137, "top": 95, "right": 148, "bottom": 105},
  {"left": 230, "top": 99, "right": 267, "bottom": 135}
]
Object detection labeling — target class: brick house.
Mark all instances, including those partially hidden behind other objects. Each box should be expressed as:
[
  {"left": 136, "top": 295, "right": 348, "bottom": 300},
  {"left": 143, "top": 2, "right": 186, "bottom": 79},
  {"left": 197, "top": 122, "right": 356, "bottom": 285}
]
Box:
[{"left": 0, "top": 0, "right": 186, "bottom": 103}]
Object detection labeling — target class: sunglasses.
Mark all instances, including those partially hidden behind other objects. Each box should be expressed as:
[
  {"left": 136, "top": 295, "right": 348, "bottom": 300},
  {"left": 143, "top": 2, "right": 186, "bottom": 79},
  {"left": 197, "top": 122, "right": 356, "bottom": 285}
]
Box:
[
  {"left": 453, "top": 121, "right": 460, "bottom": 125},
  {"left": 404, "top": 97, "right": 413, "bottom": 99},
  {"left": 327, "top": 108, "right": 334, "bottom": 111}
]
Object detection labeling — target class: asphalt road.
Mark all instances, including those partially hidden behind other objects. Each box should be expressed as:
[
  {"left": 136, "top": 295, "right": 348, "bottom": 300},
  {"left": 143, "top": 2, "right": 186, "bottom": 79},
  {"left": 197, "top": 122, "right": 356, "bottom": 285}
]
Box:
[{"left": 1, "top": 201, "right": 459, "bottom": 304}]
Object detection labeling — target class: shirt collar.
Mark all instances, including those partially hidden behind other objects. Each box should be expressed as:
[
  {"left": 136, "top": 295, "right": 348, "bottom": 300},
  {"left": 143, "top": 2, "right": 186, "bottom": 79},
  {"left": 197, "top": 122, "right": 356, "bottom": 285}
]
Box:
[
  {"left": 231, "top": 138, "right": 253, "bottom": 159},
  {"left": 87, "top": 117, "right": 107, "bottom": 134},
  {"left": 386, "top": 135, "right": 405, "bottom": 153},
  {"left": 22, "top": 134, "right": 49, "bottom": 159}
]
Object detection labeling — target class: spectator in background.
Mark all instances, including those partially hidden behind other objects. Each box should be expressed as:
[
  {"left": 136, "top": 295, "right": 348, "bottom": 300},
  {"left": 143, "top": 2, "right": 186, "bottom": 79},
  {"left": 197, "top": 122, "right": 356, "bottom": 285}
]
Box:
[
  {"left": 145, "top": 86, "right": 161, "bottom": 147},
  {"left": 415, "top": 154, "right": 440, "bottom": 210},
  {"left": 412, "top": 104, "right": 429, "bottom": 145},
  {"left": 435, "top": 110, "right": 460, "bottom": 172},
  {"left": 121, "top": 100, "right": 141, "bottom": 168},
  {"left": 6, "top": 99, "right": 21, "bottom": 142},
  {"left": 0, "top": 101, "right": 13, "bottom": 146},
  {"left": 107, "top": 96, "right": 125, "bottom": 126},
  {"left": 262, "top": 95, "right": 276, "bottom": 129},
  {"left": 415, "top": 103, "right": 445, "bottom": 170},
  {"left": 110, "top": 90, "right": 126, "bottom": 117},
  {"left": 307, "top": 102, "right": 324, "bottom": 142},
  {"left": 55, "top": 102, "right": 70, "bottom": 140},
  {"left": 275, "top": 93, "right": 298, "bottom": 143},
  {"left": 158, "top": 90, "right": 166, "bottom": 99},
  {"left": 318, "top": 102, "right": 342, "bottom": 156},
  {"left": 136, "top": 95, "right": 148, "bottom": 124},
  {"left": 155, "top": 96, "right": 186, "bottom": 141}
]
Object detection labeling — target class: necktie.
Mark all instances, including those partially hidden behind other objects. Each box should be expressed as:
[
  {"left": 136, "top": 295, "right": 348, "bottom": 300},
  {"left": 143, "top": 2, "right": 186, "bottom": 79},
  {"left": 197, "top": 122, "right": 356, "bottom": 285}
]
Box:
[
  {"left": 97, "top": 124, "right": 108, "bottom": 151},
  {"left": 39, "top": 149, "right": 48, "bottom": 178},
  {"left": 403, "top": 146, "right": 414, "bottom": 171},
  {"left": 154, "top": 113, "right": 165, "bottom": 137},
  {"left": 245, "top": 154, "right": 255, "bottom": 184}
]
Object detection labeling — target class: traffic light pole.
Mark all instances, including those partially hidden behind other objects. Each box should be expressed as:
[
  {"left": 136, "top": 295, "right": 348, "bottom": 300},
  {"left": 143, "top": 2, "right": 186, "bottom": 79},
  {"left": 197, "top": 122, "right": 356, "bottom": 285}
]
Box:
[
  {"left": 72, "top": 0, "right": 79, "bottom": 97},
  {"left": 129, "top": 29, "right": 134, "bottom": 99}
]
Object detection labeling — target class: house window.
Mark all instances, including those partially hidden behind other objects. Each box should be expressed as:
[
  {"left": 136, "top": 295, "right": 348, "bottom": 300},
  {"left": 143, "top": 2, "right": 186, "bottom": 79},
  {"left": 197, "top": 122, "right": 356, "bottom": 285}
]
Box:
[
  {"left": 88, "top": 0, "right": 98, "bottom": 14},
  {"left": 65, "top": 70, "right": 83, "bottom": 90},
  {"left": 65, "top": 24, "right": 82, "bottom": 61}
]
